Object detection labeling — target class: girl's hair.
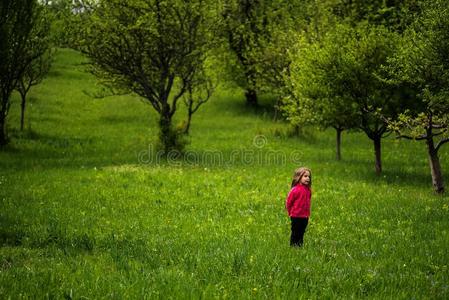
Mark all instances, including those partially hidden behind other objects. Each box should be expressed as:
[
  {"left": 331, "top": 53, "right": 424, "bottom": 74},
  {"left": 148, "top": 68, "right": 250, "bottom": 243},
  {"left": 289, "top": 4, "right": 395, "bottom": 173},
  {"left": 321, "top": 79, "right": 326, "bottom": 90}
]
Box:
[{"left": 291, "top": 167, "right": 312, "bottom": 188}]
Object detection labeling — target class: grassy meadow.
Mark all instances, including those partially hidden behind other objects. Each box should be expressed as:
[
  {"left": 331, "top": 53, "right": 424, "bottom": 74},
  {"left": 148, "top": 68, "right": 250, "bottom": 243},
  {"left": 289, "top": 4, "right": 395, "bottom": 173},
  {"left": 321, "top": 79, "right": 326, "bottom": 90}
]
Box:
[{"left": 1, "top": 48, "right": 449, "bottom": 299}]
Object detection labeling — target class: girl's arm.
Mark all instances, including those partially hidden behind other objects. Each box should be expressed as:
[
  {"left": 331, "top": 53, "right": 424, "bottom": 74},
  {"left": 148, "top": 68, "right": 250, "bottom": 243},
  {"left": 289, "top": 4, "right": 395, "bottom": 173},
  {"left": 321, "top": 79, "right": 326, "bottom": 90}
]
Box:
[{"left": 285, "top": 188, "right": 297, "bottom": 211}]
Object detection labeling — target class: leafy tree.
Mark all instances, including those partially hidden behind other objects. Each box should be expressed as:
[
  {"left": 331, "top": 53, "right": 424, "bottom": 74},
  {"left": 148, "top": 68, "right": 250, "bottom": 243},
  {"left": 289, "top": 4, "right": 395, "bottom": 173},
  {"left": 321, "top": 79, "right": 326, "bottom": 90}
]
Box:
[
  {"left": 16, "top": 8, "right": 53, "bottom": 131},
  {"left": 284, "top": 24, "right": 405, "bottom": 173},
  {"left": 331, "top": 0, "right": 423, "bottom": 32},
  {"left": 82, "top": 0, "right": 218, "bottom": 153},
  {"left": 386, "top": 0, "right": 449, "bottom": 193},
  {"left": 0, "top": 0, "right": 42, "bottom": 146},
  {"left": 43, "top": 0, "right": 95, "bottom": 48},
  {"left": 222, "top": 0, "right": 304, "bottom": 106},
  {"left": 281, "top": 33, "right": 358, "bottom": 161},
  {"left": 222, "top": 0, "right": 263, "bottom": 106}
]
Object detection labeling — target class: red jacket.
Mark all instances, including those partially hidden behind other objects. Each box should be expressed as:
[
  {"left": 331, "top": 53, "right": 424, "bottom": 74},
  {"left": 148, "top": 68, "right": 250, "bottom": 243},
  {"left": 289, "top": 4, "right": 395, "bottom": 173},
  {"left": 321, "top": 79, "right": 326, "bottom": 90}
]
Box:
[{"left": 286, "top": 184, "right": 312, "bottom": 218}]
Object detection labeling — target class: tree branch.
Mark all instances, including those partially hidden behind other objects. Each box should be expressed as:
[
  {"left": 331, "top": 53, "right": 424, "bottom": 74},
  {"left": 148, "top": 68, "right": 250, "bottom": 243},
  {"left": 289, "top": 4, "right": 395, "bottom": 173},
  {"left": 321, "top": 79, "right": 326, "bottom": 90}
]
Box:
[
  {"left": 82, "top": 88, "right": 129, "bottom": 99},
  {"left": 192, "top": 84, "right": 214, "bottom": 114},
  {"left": 397, "top": 134, "right": 428, "bottom": 141},
  {"left": 432, "top": 124, "right": 447, "bottom": 129},
  {"left": 170, "top": 78, "right": 188, "bottom": 118},
  {"left": 435, "top": 137, "right": 449, "bottom": 153}
]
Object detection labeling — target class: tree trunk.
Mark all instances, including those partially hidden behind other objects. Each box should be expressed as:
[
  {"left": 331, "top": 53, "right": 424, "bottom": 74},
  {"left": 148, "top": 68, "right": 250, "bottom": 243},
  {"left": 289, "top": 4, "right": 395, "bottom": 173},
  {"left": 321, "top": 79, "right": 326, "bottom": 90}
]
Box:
[
  {"left": 336, "top": 128, "right": 342, "bottom": 161},
  {"left": 0, "top": 111, "right": 7, "bottom": 146},
  {"left": 373, "top": 135, "right": 382, "bottom": 175},
  {"left": 184, "top": 114, "right": 192, "bottom": 135},
  {"left": 273, "top": 98, "right": 281, "bottom": 122},
  {"left": 426, "top": 136, "right": 444, "bottom": 193},
  {"left": 20, "top": 93, "right": 26, "bottom": 131},
  {"left": 158, "top": 106, "right": 176, "bottom": 154},
  {"left": 292, "top": 124, "right": 301, "bottom": 137},
  {"left": 1, "top": 91, "right": 10, "bottom": 146},
  {"left": 183, "top": 101, "right": 193, "bottom": 135},
  {"left": 245, "top": 88, "right": 258, "bottom": 106}
]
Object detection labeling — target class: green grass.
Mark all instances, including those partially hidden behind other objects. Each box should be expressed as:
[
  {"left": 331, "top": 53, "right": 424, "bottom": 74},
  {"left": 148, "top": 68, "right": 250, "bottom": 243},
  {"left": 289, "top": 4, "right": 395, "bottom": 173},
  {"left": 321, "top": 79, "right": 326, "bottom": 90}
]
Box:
[{"left": 1, "top": 48, "right": 449, "bottom": 299}]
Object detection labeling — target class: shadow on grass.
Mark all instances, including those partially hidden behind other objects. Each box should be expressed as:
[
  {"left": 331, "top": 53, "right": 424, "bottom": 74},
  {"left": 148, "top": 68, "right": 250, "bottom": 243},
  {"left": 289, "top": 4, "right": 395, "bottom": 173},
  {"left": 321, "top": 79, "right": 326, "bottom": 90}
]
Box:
[
  {"left": 0, "top": 132, "right": 139, "bottom": 171},
  {"left": 0, "top": 225, "right": 171, "bottom": 272},
  {"left": 10, "top": 130, "right": 96, "bottom": 147},
  {"left": 0, "top": 225, "right": 94, "bottom": 254},
  {"left": 363, "top": 168, "right": 429, "bottom": 187},
  {"left": 99, "top": 114, "right": 146, "bottom": 124},
  {"left": 211, "top": 92, "right": 280, "bottom": 119},
  {"left": 315, "top": 157, "right": 438, "bottom": 190}
]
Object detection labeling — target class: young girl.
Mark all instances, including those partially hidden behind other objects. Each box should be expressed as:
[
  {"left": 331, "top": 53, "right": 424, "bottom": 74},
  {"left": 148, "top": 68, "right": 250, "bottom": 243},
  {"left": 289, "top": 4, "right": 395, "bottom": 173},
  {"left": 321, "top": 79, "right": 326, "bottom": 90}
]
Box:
[{"left": 286, "top": 167, "right": 312, "bottom": 247}]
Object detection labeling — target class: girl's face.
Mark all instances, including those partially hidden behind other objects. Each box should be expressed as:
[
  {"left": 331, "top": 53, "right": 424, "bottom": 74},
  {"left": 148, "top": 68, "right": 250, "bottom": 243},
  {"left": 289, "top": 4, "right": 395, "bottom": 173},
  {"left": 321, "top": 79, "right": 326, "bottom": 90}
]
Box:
[{"left": 300, "top": 171, "right": 311, "bottom": 186}]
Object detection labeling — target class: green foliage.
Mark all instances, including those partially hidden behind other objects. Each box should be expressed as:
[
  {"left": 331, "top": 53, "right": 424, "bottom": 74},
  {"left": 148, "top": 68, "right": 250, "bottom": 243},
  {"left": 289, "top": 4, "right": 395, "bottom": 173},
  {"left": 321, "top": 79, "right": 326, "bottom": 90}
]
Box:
[
  {"left": 283, "top": 24, "right": 403, "bottom": 135},
  {"left": 44, "top": 0, "right": 75, "bottom": 48},
  {"left": 331, "top": 0, "right": 424, "bottom": 32},
  {"left": 281, "top": 32, "right": 354, "bottom": 130},
  {"left": 387, "top": 0, "right": 449, "bottom": 126},
  {"left": 282, "top": 24, "right": 406, "bottom": 172},
  {"left": 222, "top": 0, "right": 306, "bottom": 104}
]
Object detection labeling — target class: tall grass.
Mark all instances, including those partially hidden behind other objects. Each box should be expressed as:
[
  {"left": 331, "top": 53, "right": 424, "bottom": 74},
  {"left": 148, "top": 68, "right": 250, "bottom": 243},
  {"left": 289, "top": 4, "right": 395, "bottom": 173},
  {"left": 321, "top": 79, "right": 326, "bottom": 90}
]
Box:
[{"left": 1, "top": 48, "right": 448, "bottom": 299}]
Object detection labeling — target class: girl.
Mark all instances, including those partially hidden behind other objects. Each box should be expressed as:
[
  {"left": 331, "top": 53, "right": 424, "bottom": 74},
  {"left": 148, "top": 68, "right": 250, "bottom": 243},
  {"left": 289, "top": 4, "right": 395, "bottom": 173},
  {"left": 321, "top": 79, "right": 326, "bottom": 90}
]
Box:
[{"left": 286, "top": 167, "right": 312, "bottom": 247}]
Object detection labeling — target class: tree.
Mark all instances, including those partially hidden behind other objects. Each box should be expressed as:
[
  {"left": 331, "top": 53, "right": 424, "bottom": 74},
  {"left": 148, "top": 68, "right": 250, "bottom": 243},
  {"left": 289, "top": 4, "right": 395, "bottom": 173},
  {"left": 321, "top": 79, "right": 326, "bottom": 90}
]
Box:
[
  {"left": 0, "top": 0, "right": 42, "bottom": 146},
  {"left": 82, "top": 0, "right": 218, "bottom": 153},
  {"left": 283, "top": 24, "right": 405, "bottom": 173},
  {"left": 181, "top": 69, "right": 215, "bottom": 135},
  {"left": 281, "top": 33, "right": 358, "bottom": 161},
  {"left": 222, "top": 0, "right": 304, "bottom": 107},
  {"left": 45, "top": 0, "right": 95, "bottom": 49},
  {"left": 16, "top": 8, "right": 53, "bottom": 131},
  {"left": 221, "top": 0, "right": 264, "bottom": 106},
  {"left": 386, "top": 0, "right": 449, "bottom": 193},
  {"left": 17, "top": 53, "right": 53, "bottom": 131}
]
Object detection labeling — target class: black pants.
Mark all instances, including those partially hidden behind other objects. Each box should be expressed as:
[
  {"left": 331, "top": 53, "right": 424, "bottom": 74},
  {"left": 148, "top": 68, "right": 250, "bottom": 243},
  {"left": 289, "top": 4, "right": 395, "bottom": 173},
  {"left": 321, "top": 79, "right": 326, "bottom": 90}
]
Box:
[{"left": 290, "top": 217, "right": 308, "bottom": 247}]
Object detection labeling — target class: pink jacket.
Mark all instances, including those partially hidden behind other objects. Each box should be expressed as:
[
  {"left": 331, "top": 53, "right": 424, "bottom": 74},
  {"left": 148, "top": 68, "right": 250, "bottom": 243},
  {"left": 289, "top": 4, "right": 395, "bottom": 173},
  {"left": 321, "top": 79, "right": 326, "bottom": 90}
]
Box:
[{"left": 286, "top": 184, "right": 311, "bottom": 218}]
